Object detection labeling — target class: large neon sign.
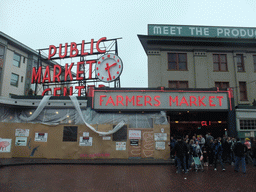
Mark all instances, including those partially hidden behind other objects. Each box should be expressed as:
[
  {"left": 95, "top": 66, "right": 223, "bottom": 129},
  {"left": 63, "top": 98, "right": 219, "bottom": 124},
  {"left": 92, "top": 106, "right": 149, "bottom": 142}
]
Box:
[{"left": 32, "top": 37, "right": 123, "bottom": 96}]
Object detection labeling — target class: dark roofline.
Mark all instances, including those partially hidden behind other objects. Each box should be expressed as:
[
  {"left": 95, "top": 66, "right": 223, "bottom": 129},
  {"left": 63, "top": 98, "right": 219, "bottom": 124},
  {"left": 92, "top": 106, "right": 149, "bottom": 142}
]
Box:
[{"left": 138, "top": 34, "right": 256, "bottom": 54}]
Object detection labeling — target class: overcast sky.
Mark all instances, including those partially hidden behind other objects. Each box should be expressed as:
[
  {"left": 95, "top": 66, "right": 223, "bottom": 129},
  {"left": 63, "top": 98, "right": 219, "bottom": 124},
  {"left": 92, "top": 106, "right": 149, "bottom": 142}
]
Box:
[{"left": 1, "top": 0, "right": 256, "bottom": 88}]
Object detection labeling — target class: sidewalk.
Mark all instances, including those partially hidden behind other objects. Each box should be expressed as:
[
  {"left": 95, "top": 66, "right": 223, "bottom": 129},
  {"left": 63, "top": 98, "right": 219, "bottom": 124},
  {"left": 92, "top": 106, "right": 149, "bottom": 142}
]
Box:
[{"left": 0, "top": 157, "right": 173, "bottom": 166}]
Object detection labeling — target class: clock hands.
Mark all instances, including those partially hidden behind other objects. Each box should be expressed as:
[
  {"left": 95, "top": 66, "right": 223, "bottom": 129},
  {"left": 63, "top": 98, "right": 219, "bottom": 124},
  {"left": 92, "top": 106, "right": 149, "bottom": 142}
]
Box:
[{"left": 105, "top": 63, "right": 117, "bottom": 81}]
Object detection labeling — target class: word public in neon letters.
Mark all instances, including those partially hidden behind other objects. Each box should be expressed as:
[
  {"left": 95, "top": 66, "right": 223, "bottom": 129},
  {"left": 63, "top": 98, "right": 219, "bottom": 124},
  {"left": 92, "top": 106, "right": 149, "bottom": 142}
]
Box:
[{"left": 48, "top": 37, "right": 106, "bottom": 59}]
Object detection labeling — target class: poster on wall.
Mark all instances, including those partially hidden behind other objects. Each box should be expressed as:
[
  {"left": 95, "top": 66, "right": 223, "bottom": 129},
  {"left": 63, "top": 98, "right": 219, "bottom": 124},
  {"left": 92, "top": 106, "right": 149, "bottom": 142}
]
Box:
[
  {"left": 116, "top": 142, "right": 126, "bottom": 150},
  {"left": 15, "top": 137, "right": 27, "bottom": 146},
  {"left": 155, "top": 142, "right": 165, "bottom": 150},
  {"left": 129, "top": 130, "right": 141, "bottom": 139},
  {"left": 79, "top": 137, "right": 93, "bottom": 146},
  {"left": 154, "top": 133, "right": 167, "bottom": 141},
  {"left": 251, "top": 131, "right": 255, "bottom": 137},
  {"left": 102, "top": 136, "right": 111, "bottom": 140},
  {"left": 15, "top": 129, "right": 29, "bottom": 137},
  {"left": 130, "top": 139, "right": 139, "bottom": 146},
  {"left": 35, "top": 133, "right": 48, "bottom": 142},
  {"left": 0, "top": 138, "right": 12, "bottom": 152},
  {"left": 83, "top": 132, "right": 89, "bottom": 137}
]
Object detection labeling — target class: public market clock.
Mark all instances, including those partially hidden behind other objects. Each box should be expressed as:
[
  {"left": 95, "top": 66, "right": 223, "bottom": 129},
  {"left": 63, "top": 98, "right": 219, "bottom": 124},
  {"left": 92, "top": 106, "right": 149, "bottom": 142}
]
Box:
[{"left": 95, "top": 53, "right": 123, "bottom": 82}]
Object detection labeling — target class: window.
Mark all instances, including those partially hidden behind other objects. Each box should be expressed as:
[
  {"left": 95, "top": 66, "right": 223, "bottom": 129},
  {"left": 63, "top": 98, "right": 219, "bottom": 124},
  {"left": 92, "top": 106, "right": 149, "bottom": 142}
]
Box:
[
  {"left": 215, "top": 82, "right": 229, "bottom": 89},
  {"left": 10, "top": 73, "right": 19, "bottom": 87},
  {"left": 240, "top": 120, "right": 256, "bottom": 130},
  {"left": 213, "top": 54, "right": 228, "bottom": 71},
  {"left": 237, "top": 54, "right": 245, "bottom": 72},
  {"left": 253, "top": 55, "right": 256, "bottom": 72},
  {"left": 23, "top": 57, "right": 26, "bottom": 63},
  {"left": 168, "top": 53, "right": 187, "bottom": 70},
  {"left": 63, "top": 126, "right": 78, "bottom": 142},
  {"left": 168, "top": 81, "right": 188, "bottom": 88},
  {"left": 13, "top": 53, "right": 21, "bottom": 67},
  {"left": 239, "top": 82, "right": 248, "bottom": 101},
  {"left": 113, "top": 125, "right": 127, "bottom": 141}
]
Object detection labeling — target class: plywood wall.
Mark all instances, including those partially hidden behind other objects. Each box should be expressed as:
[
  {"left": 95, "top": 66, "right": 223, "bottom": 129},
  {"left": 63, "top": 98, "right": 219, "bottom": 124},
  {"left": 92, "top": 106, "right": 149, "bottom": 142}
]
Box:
[{"left": 0, "top": 122, "right": 170, "bottom": 160}]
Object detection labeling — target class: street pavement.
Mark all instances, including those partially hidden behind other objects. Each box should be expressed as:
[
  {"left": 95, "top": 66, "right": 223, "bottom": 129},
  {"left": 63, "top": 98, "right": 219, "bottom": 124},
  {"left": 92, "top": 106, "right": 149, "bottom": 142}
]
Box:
[{"left": 0, "top": 160, "right": 255, "bottom": 192}]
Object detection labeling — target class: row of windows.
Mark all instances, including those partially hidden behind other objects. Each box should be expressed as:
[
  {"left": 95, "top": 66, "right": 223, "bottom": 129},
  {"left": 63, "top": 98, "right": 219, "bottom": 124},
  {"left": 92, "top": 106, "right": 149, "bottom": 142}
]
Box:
[
  {"left": 168, "top": 81, "right": 248, "bottom": 101},
  {"left": 240, "top": 120, "right": 256, "bottom": 130},
  {"left": 168, "top": 53, "right": 256, "bottom": 72}
]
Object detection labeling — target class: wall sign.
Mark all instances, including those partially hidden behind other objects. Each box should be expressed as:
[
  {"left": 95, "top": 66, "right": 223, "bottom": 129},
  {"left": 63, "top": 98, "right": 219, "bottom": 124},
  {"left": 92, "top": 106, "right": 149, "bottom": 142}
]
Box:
[
  {"left": 15, "top": 137, "right": 27, "bottom": 146},
  {"left": 15, "top": 129, "right": 29, "bottom": 137},
  {"left": 116, "top": 142, "right": 126, "bottom": 150},
  {"left": 35, "top": 133, "right": 48, "bottom": 142},
  {"left": 94, "top": 90, "right": 230, "bottom": 110},
  {"left": 155, "top": 142, "right": 165, "bottom": 150},
  {"left": 148, "top": 24, "right": 256, "bottom": 39},
  {"left": 129, "top": 130, "right": 141, "bottom": 139},
  {"left": 79, "top": 137, "right": 93, "bottom": 146},
  {"left": 130, "top": 139, "right": 139, "bottom": 146},
  {"left": 0, "top": 138, "right": 12, "bottom": 152},
  {"left": 154, "top": 133, "right": 167, "bottom": 141}
]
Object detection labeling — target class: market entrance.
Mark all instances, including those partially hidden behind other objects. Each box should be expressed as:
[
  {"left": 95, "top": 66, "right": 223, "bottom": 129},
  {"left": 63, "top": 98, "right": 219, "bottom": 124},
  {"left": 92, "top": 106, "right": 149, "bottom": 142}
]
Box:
[{"left": 167, "top": 111, "right": 228, "bottom": 139}]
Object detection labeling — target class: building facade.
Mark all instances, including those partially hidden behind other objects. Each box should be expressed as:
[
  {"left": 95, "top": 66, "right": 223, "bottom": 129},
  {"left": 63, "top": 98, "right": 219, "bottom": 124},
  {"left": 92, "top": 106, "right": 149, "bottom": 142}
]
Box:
[
  {"left": 138, "top": 24, "right": 256, "bottom": 139},
  {"left": 0, "top": 32, "right": 67, "bottom": 97}
]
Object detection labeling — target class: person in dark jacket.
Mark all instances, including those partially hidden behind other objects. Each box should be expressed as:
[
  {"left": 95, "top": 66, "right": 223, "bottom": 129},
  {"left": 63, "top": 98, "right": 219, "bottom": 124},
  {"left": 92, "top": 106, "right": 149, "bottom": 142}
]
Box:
[
  {"left": 252, "top": 137, "right": 256, "bottom": 166},
  {"left": 233, "top": 138, "right": 247, "bottom": 173},
  {"left": 206, "top": 138, "right": 214, "bottom": 166},
  {"left": 213, "top": 139, "right": 225, "bottom": 171},
  {"left": 172, "top": 136, "right": 189, "bottom": 173},
  {"left": 170, "top": 136, "right": 176, "bottom": 159}
]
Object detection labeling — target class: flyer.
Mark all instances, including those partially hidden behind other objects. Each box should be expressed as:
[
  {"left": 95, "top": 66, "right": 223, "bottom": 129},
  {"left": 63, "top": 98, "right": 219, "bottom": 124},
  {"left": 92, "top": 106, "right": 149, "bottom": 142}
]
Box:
[
  {"left": 15, "top": 129, "right": 29, "bottom": 137},
  {"left": 15, "top": 137, "right": 27, "bottom": 146},
  {"left": 35, "top": 133, "right": 48, "bottom": 142},
  {"left": 79, "top": 137, "right": 93, "bottom": 146},
  {"left": 0, "top": 138, "right": 12, "bottom": 152},
  {"left": 155, "top": 142, "right": 165, "bottom": 150},
  {"left": 116, "top": 142, "right": 126, "bottom": 150},
  {"left": 154, "top": 133, "right": 167, "bottom": 141}
]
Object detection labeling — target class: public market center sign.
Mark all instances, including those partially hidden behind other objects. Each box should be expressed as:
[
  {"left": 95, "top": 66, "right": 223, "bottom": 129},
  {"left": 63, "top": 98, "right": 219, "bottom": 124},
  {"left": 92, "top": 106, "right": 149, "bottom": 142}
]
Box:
[
  {"left": 93, "top": 90, "right": 230, "bottom": 111},
  {"left": 148, "top": 24, "right": 256, "bottom": 39}
]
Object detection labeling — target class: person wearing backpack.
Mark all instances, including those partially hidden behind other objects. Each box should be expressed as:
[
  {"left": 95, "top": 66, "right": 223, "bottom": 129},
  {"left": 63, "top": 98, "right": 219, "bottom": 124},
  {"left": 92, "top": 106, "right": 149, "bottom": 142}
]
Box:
[{"left": 233, "top": 138, "right": 248, "bottom": 174}]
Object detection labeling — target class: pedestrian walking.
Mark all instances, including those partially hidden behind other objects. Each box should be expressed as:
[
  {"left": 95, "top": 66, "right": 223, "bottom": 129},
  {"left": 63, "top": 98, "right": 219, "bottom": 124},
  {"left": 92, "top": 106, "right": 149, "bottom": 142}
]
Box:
[
  {"left": 172, "top": 136, "right": 189, "bottom": 174},
  {"left": 233, "top": 138, "right": 247, "bottom": 174},
  {"left": 213, "top": 139, "right": 225, "bottom": 171},
  {"left": 192, "top": 140, "right": 203, "bottom": 172}
]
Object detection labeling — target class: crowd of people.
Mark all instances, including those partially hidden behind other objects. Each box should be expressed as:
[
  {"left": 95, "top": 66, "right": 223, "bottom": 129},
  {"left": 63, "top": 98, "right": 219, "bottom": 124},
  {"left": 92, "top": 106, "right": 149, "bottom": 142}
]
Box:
[{"left": 170, "top": 133, "right": 256, "bottom": 174}]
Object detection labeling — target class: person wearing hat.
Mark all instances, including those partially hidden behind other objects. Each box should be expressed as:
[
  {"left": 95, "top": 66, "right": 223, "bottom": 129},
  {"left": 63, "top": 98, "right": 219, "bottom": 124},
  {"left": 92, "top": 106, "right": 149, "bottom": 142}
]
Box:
[
  {"left": 244, "top": 138, "right": 252, "bottom": 164},
  {"left": 233, "top": 138, "right": 247, "bottom": 174},
  {"left": 172, "top": 136, "right": 189, "bottom": 174}
]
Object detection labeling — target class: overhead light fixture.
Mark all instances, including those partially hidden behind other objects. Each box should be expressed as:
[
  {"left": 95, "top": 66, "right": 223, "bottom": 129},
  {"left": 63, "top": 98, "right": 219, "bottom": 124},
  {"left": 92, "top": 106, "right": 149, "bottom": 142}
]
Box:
[
  {"left": 29, "top": 112, "right": 32, "bottom": 115},
  {"left": 218, "top": 121, "right": 222, "bottom": 123},
  {"left": 175, "top": 121, "right": 179, "bottom": 123},
  {"left": 56, "top": 111, "right": 59, "bottom": 114}
]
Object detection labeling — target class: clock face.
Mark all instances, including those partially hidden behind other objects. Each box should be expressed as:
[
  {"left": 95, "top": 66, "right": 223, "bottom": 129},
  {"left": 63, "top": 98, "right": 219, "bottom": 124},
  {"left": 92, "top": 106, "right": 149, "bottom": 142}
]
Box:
[{"left": 95, "top": 53, "right": 123, "bottom": 83}]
